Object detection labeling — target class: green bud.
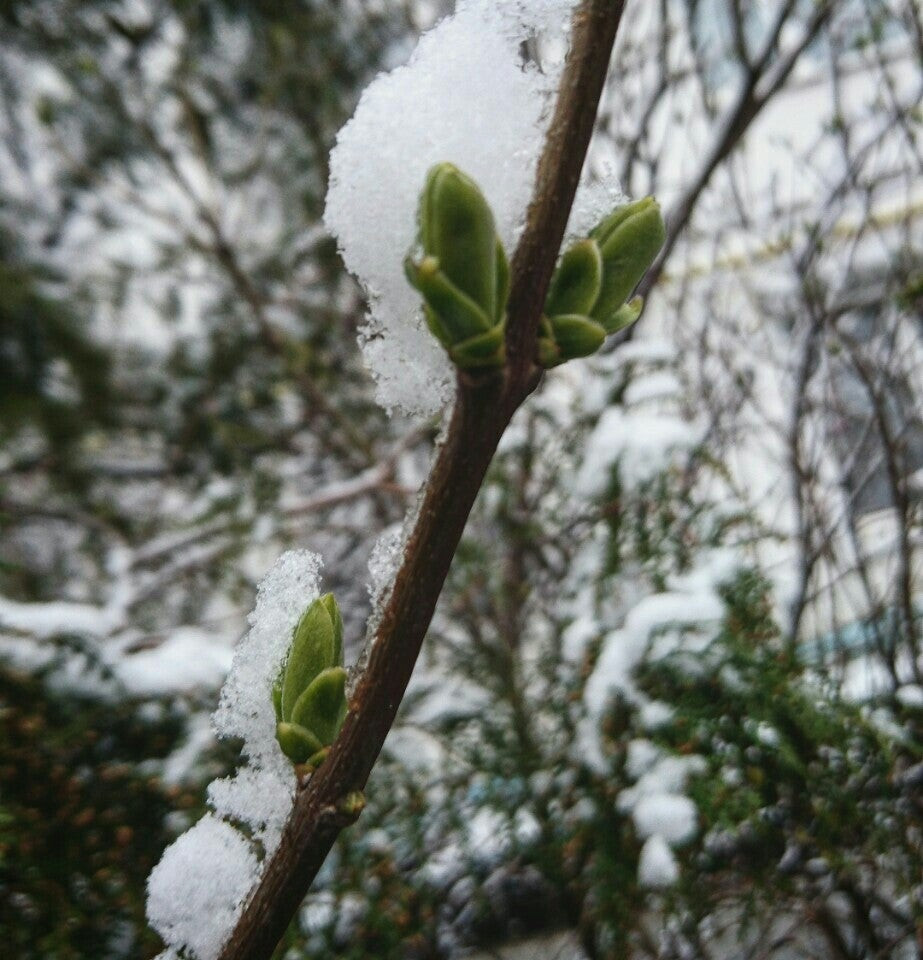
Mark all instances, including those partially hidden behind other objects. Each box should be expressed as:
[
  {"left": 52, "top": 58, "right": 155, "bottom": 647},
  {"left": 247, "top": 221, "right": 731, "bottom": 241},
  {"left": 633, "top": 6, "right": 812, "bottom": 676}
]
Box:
[
  {"left": 272, "top": 677, "right": 283, "bottom": 723},
  {"left": 545, "top": 239, "right": 603, "bottom": 318},
  {"left": 406, "top": 163, "right": 508, "bottom": 368},
  {"left": 404, "top": 255, "right": 493, "bottom": 343},
  {"left": 590, "top": 197, "right": 665, "bottom": 324},
  {"left": 590, "top": 199, "right": 647, "bottom": 247},
  {"left": 275, "top": 593, "right": 349, "bottom": 767},
  {"left": 545, "top": 314, "right": 607, "bottom": 367},
  {"left": 536, "top": 315, "right": 560, "bottom": 368},
  {"left": 319, "top": 591, "right": 344, "bottom": 667},
  {"left": 276, "top": 722, "right": 324, "bottom": 765},
  {"left": 419, "top": 163, "right": 498, "bottom": 316},
  {"left": 281, "top": 596, "right": 336, "bottom": 720}
]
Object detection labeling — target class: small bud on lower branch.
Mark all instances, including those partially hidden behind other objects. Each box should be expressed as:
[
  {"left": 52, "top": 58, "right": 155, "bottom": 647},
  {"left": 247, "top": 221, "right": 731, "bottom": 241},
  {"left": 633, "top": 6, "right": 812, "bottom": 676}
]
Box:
[{"left": 273, "top": 594, "right": 348, "bottom": 768}]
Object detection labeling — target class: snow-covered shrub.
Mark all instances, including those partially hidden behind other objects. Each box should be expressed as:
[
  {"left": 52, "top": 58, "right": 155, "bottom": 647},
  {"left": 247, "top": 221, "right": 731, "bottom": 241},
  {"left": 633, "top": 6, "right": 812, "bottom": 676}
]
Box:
[{"left": 275, "top": 350, "right": 922, "bottom": 958}]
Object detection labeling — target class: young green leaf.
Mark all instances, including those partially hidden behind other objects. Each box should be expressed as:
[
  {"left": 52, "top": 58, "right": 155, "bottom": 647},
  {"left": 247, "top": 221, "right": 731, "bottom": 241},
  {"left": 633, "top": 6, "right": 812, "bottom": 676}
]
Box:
[
  {"left": 547, "top": 314, "right": 607, "bottom": 364},
  {"left": 290, "top": 667, "right": 348, "bottom": 746},
  {"left": 591, "top": 197, "right": 665, "bottom": 324},
  {"left": 276, "top": 722, "right": 325, "bottom": 765},
  {"left": 420, "top": 163, "right": 498, "bottom": 318},
  {"left": 545, "top": 239, "right": 603, "bottom": 318},
  {"left": 280, "top": 599, "right": 336, "bottom": 721}
]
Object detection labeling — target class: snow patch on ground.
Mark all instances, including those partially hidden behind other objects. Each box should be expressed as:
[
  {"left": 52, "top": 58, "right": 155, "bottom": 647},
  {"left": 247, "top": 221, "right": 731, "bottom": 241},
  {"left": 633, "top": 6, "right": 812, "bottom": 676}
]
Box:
[{"left": 116, "top": 629, "right": 233, "bottom": 697}]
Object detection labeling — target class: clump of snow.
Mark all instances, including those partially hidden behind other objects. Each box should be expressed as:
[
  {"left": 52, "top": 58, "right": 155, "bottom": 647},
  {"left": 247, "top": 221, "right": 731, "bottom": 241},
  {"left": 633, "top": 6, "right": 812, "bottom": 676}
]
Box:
[
  {"left": 638, "top": 834, "right": 679, "bottom": 888},
  {"left": 896, "top": 684, "right": 923, "bottom": 708},
  {"left": 561, "top": 615, "right": 598, "bottom": 662},
  {"left": 147, "top": 814, "right": 260, "bottom": 960},
  {"left": 841, "top": 654, "right": 896, "bottom": 703},
  {"left": 116, "top": 628, "right": 233, "bottom": 697},
  {"left": 0, "top": 595, "right": 123, "bottom": 639},
  {"left": 623, "top": 370, "right": 682, "bottom": 409},
  {"left": 324, "top": 0, "right": 578, "bottom": 417},
  {"left": 630, "top": 793, "right": 698, "bottom": 846},
  {"left": 161, "top": 713, "right": 216, "bottom": 786},
  {"left": 582, "top": 587, "right": 725, "bottom": 733},
  {"left": 207, "top": 764, "right": 294, "bottom": 857},
  {"left": 384, "top": 726, "right": 447, "bottom": 779},
  {"left": 619, "top": 755, "right": 707, "bottom": 813},
  {"left": 626, "top": 739, "right": 661, "bottom": 779},
  {"left": 147, "top": 550, "right": 324, "bottom": 958}
]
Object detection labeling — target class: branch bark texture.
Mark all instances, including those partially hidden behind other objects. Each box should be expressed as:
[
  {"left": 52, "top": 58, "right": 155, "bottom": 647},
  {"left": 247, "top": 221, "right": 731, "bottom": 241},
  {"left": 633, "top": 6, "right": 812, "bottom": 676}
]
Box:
[{"left": 218, "top": 4, "right": 625, "bottom": 958}]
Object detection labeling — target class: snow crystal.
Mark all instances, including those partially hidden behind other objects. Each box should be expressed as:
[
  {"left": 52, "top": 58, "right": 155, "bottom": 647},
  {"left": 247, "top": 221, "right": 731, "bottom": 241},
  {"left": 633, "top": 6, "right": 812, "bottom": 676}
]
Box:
[
  {"left": 566, "top": 166, "right": 627, "bottom": 240},
  {"left": 147, "top": 550, "right": 323, "bottom": 958},
  {"left": 324, "top": 0, "right": 578, "bottom": 417},
  {"left": 638, "top": 834, "right": 680, "bottom": 888},
  {"left": 366, "top": 523, "right": 406, "bottom": 610},
  {"left": 631, "top": 793, "right": 698, "bottom": 846},
  {"left": 147, "top": 814, "right": 260, "bottom": 960}
]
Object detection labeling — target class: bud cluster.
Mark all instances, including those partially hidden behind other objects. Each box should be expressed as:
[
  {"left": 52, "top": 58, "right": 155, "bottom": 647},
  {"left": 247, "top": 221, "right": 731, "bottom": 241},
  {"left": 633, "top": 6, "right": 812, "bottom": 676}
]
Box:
[
  {"left": 404, "top": 163, "right": 509, "bottom": 369},
  {"left": 405, "top": 164, "right": 666, "bottom": 370},
  {"left": 273, "top": 593, "right": 348, "bottom": 769},
  {"left": 538, "top": 197, "right": 665, "bottom": 367}
]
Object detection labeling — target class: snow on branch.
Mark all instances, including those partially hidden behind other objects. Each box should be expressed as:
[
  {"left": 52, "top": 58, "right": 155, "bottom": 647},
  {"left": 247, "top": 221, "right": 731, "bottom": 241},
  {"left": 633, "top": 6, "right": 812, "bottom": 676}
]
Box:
[{"left": 324, "top": 0, "right": 579, "bottom": 417}]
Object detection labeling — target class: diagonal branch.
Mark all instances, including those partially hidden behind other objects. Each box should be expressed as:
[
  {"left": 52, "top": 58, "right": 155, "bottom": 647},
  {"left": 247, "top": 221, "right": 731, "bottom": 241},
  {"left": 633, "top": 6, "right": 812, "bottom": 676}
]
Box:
[
  {"left": 216, "top": 4, "right": 625, "bottom": 958},
  {"left": 505, "top": 0, "right": 627, "bottom": 383}
]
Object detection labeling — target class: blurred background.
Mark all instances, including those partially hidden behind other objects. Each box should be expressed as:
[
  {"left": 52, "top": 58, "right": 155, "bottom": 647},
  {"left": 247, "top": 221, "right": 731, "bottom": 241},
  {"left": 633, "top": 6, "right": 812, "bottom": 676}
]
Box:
[{"left": 0, "top": 1, "right": 921, "bottom": 958}]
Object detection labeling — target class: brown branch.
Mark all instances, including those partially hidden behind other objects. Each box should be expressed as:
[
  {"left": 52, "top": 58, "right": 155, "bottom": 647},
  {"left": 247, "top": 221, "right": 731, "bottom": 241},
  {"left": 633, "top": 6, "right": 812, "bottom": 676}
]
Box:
[
  {"left": 506, "top": 0, "right": 627, "bottom": 382},
  {"left": 216, "top": 4, "right": 626, "bottom": 959}
]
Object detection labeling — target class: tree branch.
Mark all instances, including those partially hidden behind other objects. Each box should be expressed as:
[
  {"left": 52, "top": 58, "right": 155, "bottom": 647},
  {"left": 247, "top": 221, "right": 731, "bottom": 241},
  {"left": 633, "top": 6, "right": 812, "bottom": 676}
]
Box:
[{"left": 217, "top": 4, "right": 626, "bottom": 959}]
